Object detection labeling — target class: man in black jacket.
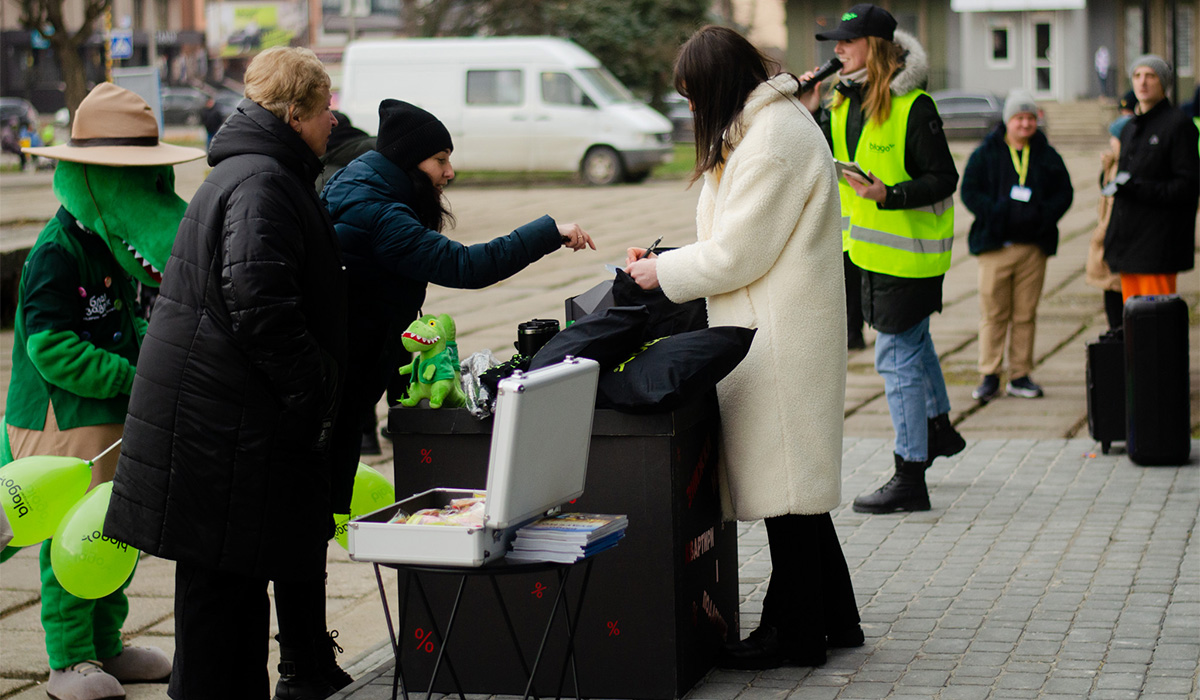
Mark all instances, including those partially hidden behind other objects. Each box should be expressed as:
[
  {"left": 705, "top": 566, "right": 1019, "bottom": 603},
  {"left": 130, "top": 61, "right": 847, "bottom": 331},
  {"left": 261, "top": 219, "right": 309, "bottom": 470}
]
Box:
[
  {"left": 961, "top": 90, "right": 1074, "bottom": 403},
  {"left": 1104, "top": 55, "right": 1199, "bottom": 301}
]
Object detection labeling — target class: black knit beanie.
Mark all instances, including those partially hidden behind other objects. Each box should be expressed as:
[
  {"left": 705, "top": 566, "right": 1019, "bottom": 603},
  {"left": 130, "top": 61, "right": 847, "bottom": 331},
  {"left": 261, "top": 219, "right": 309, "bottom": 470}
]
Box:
[{"left": 375, "top": 99, "right": 453, "bottom": 170}]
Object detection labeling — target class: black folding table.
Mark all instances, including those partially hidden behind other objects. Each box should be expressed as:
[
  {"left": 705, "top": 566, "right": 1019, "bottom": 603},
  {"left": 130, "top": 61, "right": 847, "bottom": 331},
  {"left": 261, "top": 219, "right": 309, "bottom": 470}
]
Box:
[{"left": 372, "top": 555, "right": 599, "bottom": 700}]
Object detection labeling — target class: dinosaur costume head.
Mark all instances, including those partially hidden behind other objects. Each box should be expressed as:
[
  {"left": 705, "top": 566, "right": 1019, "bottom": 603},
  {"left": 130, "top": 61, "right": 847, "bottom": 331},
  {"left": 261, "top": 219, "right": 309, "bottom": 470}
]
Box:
[
  {"left": 51, "top": 162, "right": 185, "bottom": 287},
  {"left": 25, "top": 82, "right": 205, "bottom": 287}
]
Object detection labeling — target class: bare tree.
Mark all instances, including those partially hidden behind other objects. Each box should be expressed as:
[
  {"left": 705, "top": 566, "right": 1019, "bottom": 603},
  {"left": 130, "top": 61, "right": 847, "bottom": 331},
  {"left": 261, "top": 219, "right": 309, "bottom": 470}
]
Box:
[{"left": 18, "top": 0, "right": 111, "bottom": 118}]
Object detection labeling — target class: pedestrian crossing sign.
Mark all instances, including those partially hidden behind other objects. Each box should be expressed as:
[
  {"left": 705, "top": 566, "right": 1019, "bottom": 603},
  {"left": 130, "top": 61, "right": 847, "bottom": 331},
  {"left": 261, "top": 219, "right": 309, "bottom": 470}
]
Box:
[{"left": 110, "top": 30, "right": 133, "bottom": 60}]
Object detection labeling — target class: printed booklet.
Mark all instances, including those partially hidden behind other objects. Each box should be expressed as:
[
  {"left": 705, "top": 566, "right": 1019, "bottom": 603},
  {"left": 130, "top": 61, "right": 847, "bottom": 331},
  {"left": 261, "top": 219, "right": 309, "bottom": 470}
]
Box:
[{"left": 507, "top": 513, "right": 628, "bottom": 563}]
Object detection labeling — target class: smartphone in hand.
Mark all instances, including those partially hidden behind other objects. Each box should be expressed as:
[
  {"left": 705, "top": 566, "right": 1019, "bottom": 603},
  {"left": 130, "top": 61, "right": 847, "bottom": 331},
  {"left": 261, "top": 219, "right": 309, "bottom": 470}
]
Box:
[{"left": 835, "top": 160, "right": 870, "bottom": 184}]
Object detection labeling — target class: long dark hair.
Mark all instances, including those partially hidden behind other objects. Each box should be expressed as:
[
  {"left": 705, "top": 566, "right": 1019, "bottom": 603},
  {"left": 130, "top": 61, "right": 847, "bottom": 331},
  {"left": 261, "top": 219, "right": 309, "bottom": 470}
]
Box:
[
  {"left": 405, "top": 167, "right": 456, "bottom": 233},
  {"left": 674, "top": 25, "right": 778, "bottom": 183}
]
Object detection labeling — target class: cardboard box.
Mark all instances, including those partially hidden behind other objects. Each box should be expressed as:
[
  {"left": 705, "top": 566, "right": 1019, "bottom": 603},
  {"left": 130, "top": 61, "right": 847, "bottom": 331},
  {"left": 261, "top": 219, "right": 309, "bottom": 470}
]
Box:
[{"left": 384, "top": 394, "right": 738, "bottom": 698}]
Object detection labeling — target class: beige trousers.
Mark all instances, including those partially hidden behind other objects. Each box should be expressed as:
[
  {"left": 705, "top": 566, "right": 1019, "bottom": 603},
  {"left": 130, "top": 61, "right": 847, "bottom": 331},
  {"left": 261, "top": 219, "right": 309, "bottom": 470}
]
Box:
[
  {"left": 6, "top": 406, "right": 124, "bottom": 491},
  {"left": 977, "top": 243, "right": 1048, "bottom": 379}
]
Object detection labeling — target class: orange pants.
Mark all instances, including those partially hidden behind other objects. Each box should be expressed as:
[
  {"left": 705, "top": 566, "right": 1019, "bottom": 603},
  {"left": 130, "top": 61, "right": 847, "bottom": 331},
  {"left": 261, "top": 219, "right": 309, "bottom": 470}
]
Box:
[{"left": 1120, "top": 273, "right": 1176, "bottom": 303}]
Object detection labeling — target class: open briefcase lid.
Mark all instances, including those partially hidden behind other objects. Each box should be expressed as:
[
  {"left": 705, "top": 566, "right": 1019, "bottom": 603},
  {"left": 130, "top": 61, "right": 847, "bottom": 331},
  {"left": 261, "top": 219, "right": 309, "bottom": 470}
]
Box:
[{"left": 484, "top": 356, "right": 600, "bottom": 529}]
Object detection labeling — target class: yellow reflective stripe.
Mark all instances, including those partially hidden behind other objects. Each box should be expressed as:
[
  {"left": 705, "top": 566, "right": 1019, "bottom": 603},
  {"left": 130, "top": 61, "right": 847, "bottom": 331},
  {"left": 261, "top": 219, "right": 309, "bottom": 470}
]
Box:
[{"left": 849, "top": 225, "right": 955, "bottom": 254}]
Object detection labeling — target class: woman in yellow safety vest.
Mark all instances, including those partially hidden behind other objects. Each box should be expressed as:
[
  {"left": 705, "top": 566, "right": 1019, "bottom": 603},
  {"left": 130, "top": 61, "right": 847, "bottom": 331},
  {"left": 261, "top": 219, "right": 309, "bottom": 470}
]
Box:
[{"left": 801, "top": 4, "right": 965, "bottom": 514}]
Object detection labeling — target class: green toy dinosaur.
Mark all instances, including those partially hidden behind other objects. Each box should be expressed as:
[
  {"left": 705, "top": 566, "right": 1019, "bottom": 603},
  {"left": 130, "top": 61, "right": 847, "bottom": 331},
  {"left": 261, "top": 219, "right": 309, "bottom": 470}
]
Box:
[{"left": 398, "top": 313, "right": 466, "bottom": 408}]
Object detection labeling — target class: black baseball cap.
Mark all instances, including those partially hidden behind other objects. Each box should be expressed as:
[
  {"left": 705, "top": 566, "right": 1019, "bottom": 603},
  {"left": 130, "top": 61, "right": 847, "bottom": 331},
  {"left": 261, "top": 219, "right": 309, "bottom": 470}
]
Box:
[{"left": 815, "top": 4, "right": 897, "bottom": 42}]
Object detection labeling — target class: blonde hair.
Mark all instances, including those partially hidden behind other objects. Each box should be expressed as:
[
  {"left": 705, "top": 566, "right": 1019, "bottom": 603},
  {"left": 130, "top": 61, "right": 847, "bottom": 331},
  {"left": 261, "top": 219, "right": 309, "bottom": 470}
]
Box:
[
  {"left": 243, "top": 47, "right": 331, "bottom": 122},
  {"left": 831, "top": 36, "right": 906, "bottom": 125}
]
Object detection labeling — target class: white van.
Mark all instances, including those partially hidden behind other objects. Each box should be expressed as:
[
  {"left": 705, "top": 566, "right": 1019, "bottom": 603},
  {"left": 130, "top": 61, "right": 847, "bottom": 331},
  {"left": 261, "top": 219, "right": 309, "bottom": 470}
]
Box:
[{"left": 339, "top": 36, "right": 674, "bottom": 185}]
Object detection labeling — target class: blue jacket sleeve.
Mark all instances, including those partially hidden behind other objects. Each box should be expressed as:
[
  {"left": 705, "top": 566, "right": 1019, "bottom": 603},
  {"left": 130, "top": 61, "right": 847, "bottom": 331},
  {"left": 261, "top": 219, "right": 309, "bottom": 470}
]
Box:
[{"left": 371, "top": 206, "right": 562, "bottom": 289}]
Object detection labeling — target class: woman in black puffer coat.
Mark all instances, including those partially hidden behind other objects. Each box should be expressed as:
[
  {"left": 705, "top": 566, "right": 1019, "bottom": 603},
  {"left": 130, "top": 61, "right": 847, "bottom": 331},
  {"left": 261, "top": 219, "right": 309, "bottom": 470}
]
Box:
[{"left": 105, "top": 48, "right": 350, "bottom": 698}]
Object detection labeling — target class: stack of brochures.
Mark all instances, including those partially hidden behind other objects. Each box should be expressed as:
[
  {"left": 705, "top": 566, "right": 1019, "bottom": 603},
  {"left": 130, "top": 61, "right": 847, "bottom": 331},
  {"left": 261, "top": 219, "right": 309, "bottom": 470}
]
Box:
[{"left": 507, "top": 513, "right": 628, "bottom": 564}]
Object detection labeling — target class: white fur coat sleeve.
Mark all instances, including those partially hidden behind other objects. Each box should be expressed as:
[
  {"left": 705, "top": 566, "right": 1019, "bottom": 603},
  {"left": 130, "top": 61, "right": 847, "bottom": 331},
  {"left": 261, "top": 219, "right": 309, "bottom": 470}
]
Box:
[{"left": 656, "top": 75, "right": 848, "bottom": 520}]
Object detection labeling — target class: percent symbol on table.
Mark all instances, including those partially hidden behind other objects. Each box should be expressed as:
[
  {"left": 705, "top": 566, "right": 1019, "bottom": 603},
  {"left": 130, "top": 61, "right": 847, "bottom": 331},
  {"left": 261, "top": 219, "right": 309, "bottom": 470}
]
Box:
[
  {"left": 413, "top": 628, "right": 435, "bottom": 653},
  {"left": 419, "top": 449, "right": 432, "bottom": 464},
  {"left": 531, "top": 582, "right": 546, "bottom": 598},
  {"left": 606, "top": 620, "right": 620, "bottom": 636}
]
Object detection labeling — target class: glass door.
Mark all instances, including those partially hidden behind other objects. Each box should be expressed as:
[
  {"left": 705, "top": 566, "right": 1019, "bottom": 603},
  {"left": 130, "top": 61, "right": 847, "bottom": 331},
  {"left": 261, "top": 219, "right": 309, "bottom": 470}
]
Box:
[{"left": 1030, "top": 14, "right": 1056, "bottom": 99}]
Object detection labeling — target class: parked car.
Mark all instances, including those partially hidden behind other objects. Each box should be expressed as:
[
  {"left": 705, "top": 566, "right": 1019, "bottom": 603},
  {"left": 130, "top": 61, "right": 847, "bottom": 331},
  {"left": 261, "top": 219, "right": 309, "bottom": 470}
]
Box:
[
  {"left": 930, "top": 91, "right": 1003, "bottom": 140},
  {"left": 663, "top": 92, "right": 693, "bottom": 143},
  {"left": 160, "top": 87, "right": 210, "bottom": 126},
  {"left": 212, "top": 91, "right": 243, "bottom": 121},
  {"left": 0, "top": 97, "right": 39, "bottom": 129},
  {"left": 340, "top": 37, "right": 673, "bottom": 185},
  {"left": 930, "top": 90, "right": 1047, "bottom": 141}
]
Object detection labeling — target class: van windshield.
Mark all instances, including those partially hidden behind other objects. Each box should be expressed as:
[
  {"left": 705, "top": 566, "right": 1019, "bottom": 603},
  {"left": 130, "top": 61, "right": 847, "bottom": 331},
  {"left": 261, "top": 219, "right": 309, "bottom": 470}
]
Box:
[{"left": 577, "top": 68, "right": 634, "bottom": 104}]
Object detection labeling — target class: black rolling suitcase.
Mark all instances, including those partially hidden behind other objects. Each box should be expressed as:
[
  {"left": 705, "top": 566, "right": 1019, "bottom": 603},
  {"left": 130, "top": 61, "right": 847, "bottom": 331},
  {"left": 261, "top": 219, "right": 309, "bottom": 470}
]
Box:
[
  {"left": 1086, "top": 328, "right": 1125, "bottom": 454},
  {"left": 1123, "top": 295, "right": 1192, "bottom": 466}
]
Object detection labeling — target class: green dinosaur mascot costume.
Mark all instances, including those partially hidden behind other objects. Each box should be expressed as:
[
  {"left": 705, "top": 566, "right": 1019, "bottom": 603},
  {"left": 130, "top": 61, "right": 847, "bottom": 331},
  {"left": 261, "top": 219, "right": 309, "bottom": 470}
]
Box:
[{"left": 2, "top": 83, "right": 204, "bottom": 700}]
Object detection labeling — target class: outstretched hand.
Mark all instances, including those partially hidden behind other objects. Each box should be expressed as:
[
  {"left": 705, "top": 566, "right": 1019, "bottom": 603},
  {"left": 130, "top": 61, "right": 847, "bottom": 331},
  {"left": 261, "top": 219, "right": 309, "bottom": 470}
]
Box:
[{"left": 558, "top": 223, "right": 596, "bottom": 251}]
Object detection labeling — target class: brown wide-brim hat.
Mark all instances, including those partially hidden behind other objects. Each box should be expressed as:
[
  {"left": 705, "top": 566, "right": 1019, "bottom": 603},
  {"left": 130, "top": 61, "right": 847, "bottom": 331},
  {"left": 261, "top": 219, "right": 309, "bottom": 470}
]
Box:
[{"left": 24, "top": 82, "right": 205, "bottom": 166}]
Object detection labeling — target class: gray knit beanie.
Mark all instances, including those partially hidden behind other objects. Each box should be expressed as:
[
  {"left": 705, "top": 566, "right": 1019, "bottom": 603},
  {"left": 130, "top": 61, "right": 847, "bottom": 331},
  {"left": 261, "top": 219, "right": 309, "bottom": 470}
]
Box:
[
  {"left": 1129, "top": 54, "right": 1172, "bottom": 89},
  {"left": 1002, "top": 89, "right": 1038, "bottom": 123}
]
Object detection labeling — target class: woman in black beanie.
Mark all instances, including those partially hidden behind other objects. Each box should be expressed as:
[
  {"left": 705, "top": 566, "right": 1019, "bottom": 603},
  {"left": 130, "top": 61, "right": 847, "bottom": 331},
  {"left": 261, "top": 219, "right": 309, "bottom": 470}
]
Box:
[{"left": 320, "top": 98, "right": 596, "bottom": 540}]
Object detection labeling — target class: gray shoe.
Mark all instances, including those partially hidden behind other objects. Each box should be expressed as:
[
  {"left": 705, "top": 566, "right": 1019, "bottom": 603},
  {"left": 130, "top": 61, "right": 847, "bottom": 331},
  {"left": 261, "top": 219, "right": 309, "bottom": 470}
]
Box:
[
  {"left": 972, "top": 374, "right": 1001, "bottom": 403},
  {"left": 98, "top": 646, "right": 171, "bottom": 683},
  {"left": 47, "top": 661, "right": 124, "bottom": 700},
  {"left": 1006, "top": 376, "right": 1044, "bottom": 398}
]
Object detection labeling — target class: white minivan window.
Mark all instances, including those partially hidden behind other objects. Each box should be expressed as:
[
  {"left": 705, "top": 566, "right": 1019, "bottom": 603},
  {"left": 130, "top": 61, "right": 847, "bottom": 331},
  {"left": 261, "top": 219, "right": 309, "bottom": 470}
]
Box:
[
  {"left": 466, "top": 70, "right": 524, "bottom": 106},
  {"left": 577, "top": 67, "right": 634, "bottom": 103},
  {"left": 541, "top": 72, "right": 594, "bottom": 107}
]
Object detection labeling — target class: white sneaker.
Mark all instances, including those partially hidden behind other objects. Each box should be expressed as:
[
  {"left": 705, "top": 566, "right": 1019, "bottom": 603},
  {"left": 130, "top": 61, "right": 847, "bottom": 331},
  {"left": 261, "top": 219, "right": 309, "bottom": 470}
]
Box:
[
  {"left": 47, "top": 661, "right": 124, "bottom": 700},
  {"left": 98, "top": 645, "right": 172, "bottom": 682}
]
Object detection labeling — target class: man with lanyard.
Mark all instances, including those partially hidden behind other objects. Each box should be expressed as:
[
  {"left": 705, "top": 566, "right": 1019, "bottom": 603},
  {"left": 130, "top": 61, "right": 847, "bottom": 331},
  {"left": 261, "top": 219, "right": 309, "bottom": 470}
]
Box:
[{"left": 961, "top": 89, "right": 1074, "bottom": 404}]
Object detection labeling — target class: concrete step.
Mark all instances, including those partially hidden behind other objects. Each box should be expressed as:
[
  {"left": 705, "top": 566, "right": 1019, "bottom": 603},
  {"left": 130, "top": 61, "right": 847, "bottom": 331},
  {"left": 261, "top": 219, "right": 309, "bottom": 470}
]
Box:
[{"left": 1041, "top": 99, "right": 1118, "bottom": 147}]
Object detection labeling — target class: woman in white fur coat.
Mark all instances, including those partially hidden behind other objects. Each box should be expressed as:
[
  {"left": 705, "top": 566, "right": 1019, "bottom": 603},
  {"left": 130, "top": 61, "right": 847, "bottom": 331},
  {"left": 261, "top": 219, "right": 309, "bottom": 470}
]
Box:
[{"left": 625, "top": 25, "right": 860, "bottom": 670}]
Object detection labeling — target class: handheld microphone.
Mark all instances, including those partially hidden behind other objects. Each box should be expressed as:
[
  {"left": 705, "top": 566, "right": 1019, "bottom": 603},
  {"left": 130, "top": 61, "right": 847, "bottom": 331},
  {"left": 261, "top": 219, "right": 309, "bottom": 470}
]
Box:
[{"left": 797, "top": 57, "right": 843, "bottom": 94}]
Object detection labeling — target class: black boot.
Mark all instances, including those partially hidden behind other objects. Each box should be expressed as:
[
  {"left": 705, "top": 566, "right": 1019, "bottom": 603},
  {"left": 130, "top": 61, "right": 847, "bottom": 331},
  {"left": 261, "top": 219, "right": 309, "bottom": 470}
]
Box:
[
  {"left": 927, "top": 413, "right": 965, "bottom": 462},
  {"left": 360, "top": 407, "right": 381, "bottom": 456},
  {"left": 319, "top": 631, "right": 354, "bottom": 691},
  {"left": 718, "top": 626, "right": 826, "bottom": 670},
  {"left": 852, "top": 454, "right": 931, "bottom": 514},
  {"left": 273, "top": 631, "right": 352, "bottom": 700}
]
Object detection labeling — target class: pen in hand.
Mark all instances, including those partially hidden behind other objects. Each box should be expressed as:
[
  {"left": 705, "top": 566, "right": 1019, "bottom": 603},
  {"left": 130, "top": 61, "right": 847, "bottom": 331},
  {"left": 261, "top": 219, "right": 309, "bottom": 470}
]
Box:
[{"left": 639, "top": 237, "right": 663, "bottom": 260}]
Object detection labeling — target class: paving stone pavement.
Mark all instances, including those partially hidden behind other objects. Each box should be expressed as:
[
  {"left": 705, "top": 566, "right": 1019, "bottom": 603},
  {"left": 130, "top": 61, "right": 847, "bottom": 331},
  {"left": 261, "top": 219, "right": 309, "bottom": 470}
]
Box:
[
  {"left": 1, "top": 137, "right": 1197, "bottom": 699},
  {"left": 335, "top": 438, "right": 1199, "bottom": 700}
]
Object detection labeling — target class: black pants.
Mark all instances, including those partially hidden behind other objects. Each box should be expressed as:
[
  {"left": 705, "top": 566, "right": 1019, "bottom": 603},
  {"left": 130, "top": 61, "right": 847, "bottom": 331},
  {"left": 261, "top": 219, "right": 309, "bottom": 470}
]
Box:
[
  {"left": 844, "top": 252, "right": 864, "bottom": 341},
  {"left": 760, "top": 513, "right": 860, "bottom": 648},
  {"left": 170, "top": 556, "right": 329, "bottom": 700},
  {"left": 171, "top": 561, "right": 270, "bottom": 699},
  {"left": 1104, "top": 289, "right": 1123, "bottom": 330}
]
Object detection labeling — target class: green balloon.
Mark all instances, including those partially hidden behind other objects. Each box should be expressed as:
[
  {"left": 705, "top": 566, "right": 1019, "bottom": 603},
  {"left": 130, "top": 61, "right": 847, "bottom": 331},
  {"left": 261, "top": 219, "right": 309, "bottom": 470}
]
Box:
[
  {"left": 332, "top": 463, "right": 395, "bottom": 550},
  {"left": 351, "top": 463, "right": 395, "bottom": 520},
  {"left": 332, "top": 512, "right": 351, "bottom": 550},
  {"left": 50, "top": 482, "right": 139, "bottom": 599},
  {"left": 0, "top": 456, "right": 91, "bottom": 547}
]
